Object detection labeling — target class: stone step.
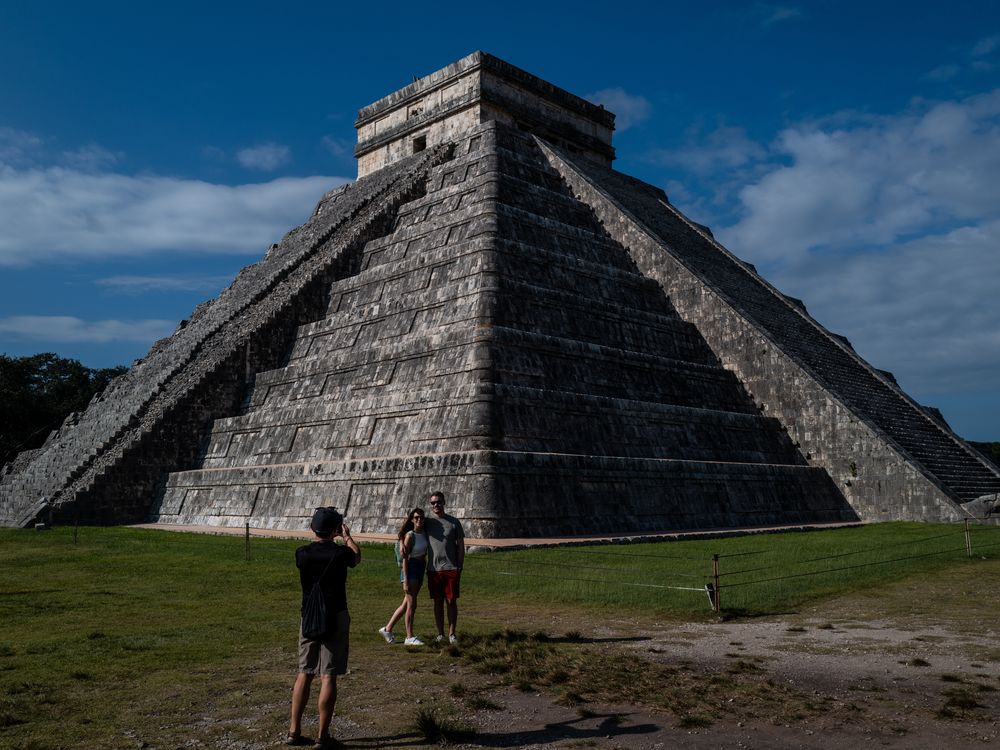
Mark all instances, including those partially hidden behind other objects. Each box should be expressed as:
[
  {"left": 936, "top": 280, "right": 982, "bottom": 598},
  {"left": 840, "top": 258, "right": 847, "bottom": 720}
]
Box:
[
  {"left": 154, "top": 448, "right": 855, "bottom": 537},
  {"left": 559, "top": 146, "right": 1000, "bottom": 507}
]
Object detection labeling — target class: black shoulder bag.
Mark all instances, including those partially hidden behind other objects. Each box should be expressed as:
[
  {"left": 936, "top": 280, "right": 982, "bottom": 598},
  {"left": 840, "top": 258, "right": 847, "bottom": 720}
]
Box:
[{"left": 301, "top": 553, "right": 335, "bottom": 640}]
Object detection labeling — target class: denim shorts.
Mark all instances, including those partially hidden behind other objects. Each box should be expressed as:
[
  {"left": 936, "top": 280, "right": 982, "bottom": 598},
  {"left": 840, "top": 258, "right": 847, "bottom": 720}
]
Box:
[{"left": 400, "top": 556, "right": 426, "bottom": 585}]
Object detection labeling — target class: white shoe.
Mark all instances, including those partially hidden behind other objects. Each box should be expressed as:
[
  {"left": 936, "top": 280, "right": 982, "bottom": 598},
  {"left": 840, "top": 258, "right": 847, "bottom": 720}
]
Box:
[
  {"left": 435, "top": 634, "right": 446, "bottom": 644},
  {"left": 378, "top": 627, "right": 395, "bottom": 644},
  {"left": 448, "top": 634, "right": 458, "bottom": 645},
  {"left": 404, "top": 636, "right": 425, "bottom": 646}
]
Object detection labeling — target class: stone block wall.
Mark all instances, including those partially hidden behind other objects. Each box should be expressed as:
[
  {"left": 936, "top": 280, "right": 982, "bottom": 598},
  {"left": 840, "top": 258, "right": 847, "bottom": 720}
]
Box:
[
  {"left": 0, "top": 146, "right": 453, "bottom": 527},
  {"left": 150, "top": 122, "right": 855, "bottom": 536},
  {"left": 355, "top": 51, "right": 615, "bottom": 177},
  {"left": 537, "top": 138, "right": 1000, "bottom": 521},
  {"left": 153, "top": 126, "right": 504, "bottom": 529}
]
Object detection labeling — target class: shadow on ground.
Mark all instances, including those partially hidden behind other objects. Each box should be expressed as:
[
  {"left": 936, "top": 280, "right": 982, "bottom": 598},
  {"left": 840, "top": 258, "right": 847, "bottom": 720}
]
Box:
[{"left": 337, "top": 712, "right": 659, "bottom": 748}]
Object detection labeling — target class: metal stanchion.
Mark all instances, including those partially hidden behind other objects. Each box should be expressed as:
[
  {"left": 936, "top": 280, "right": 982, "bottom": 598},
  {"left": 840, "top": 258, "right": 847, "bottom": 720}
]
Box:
[{"left": 712, "top": 554, "right": 721, "bottom": 613}]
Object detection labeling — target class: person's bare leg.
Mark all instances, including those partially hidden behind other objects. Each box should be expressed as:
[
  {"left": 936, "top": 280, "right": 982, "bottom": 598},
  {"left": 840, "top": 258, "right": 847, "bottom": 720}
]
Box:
[
  {"left": 404, "top": 585, "right": 421, "bottom": 638},
  {"left": 386, "top": 595, "right": 407, "bottom": 633},
  {"left": 433, "top": 596, "right": 445, "bottom": 637},
  {"left": 289, "top": 672, "right": 313, "bottom": 736},
  {"left": 317, "top": 675, "right": 337, "bottom": 741},
  {"left": 447, "top": 599, "right": 458, "bottom": 637}
]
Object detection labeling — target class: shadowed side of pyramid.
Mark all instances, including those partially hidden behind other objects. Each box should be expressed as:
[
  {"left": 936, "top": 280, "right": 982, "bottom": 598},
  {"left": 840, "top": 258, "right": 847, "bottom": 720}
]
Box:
[{"left": 535, "top": 138, "right": 1000, "bottom": 523}]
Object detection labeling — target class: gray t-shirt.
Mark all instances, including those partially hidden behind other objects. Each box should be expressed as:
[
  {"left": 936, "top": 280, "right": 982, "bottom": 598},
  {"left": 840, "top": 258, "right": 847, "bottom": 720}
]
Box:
[{"left": 426, "top": 512, "right": 464, "bottom": 571}]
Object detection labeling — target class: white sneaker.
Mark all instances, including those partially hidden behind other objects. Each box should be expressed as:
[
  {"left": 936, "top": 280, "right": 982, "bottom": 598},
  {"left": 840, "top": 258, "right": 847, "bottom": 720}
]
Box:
[
  {"left": 435, "top": 634, "right": 446, "bottom": 644},
  {"left": 378, "top": 627, "right": 395, "bottom": 644},
  {"left": 404, "top": 636, "right": 425, "bottom": 646},
  {"left": 448, "top": 634, "right": 458, "bottom": 645}
]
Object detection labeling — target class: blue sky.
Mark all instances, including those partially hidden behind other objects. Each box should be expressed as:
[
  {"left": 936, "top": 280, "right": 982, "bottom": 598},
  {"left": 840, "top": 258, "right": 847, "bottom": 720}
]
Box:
[{"left": 1, "top": 1, "right": 999, "bottom": 440}]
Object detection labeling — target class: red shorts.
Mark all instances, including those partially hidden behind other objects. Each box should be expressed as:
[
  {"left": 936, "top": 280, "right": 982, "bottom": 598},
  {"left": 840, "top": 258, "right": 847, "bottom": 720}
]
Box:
[{"left": 427, "top": 569, "right": 461, "bottom": 601}]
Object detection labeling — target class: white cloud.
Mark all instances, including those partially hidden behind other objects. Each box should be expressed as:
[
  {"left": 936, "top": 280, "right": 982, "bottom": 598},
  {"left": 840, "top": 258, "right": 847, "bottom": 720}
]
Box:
[
  {"left": 236, "top": 142, "right": 292, "bottom": 171},
  {"left": 771, "top": 220, "right": 1000, "bottom": 395},
  {"left": 95, "top": 274, "right": 234, "bottom": 294},
  {"left": 0, "top": 315, "right": 175, "bottom": 343},
  {"left": 649, "top": 126, "right": 767, "bottom": 176},
  {"left": 927, "top": 64, "right": 960, "bottom": 82},
  {"left": 0, "top": 127, "right": 44, "bottom": 167},
  {"left": 0, "top": 160, "right": 349, "bottom": 267},
  {"left": 971, "top": 34, "right": 1000, "bottom": 58},
  {"left": 584, "top": 88, "right": 651, "bottom": 132},
  {"left": 755, "top": 3, "right": 801, "bottom": 27},
  {"left": 201, "top": 145, "right": 227, "bottom": 162},
  {"left": 61, "top": 144, "right": 121, "bottom": 171},
  {"left": 691, "top": 89, "right": 1000, "bottom": 401},
  {"left": 922, "top": 34, "right": 1000, "bottom": 83},
  {"left": 718, "top": 90, "right": 1000, "bottom": 263},
  {"left": 321, "top": 135, "right": 352, "bottom": 158}
]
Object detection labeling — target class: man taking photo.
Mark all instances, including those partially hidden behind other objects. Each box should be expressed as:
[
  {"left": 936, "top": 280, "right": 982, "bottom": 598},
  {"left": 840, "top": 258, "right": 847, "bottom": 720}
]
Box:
[{"left": 287, "top": 506, "right": 360, "bottom": 748}]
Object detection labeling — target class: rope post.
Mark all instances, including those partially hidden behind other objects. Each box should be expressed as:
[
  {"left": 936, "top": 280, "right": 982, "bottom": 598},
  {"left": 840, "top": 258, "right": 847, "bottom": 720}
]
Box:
[
  {"left": 964, "top": 519, "right": 972, "bottom": 558},
  {"left": 73, "top": 516, "right": 79, "bottom": 545},
  {"left": 712, "top": 554, "right": 721, "bottom": 613},
  {"left": 244, "top": 522, "right": 251, "bottom": 562}
]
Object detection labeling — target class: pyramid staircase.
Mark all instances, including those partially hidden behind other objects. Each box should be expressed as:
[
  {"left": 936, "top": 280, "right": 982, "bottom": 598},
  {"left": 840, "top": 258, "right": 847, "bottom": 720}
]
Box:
[
  {"left": 539, "top": 140, "right": 1000, "bottom": 520},
  {"left": 0, "top": 146, "right": 452, "bottom": 527}
]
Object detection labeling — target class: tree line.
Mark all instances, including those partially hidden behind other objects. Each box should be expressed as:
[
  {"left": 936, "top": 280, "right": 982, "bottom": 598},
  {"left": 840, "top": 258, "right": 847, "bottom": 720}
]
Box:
[
  {"left": 969, "top": 441, "right": 1000, "bottom": 469},
  {"left": 0, "top": 353, "right": 127, "bottom": 466}
]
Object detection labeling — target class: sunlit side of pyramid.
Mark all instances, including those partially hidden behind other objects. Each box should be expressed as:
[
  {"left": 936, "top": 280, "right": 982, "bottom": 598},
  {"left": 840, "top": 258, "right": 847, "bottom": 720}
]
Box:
[{"left": 2, "top": 52, "right": 997, "bottom": 534}]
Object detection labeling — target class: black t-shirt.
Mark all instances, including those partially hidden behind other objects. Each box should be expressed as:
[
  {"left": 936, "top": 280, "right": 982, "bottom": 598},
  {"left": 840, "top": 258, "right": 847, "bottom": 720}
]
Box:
[{"left": 295, "top": 541, "right": 358, "bottom": 615}]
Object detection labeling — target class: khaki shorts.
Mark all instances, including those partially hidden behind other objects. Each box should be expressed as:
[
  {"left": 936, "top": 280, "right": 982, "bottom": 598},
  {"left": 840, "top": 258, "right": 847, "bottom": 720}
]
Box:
[{"left": 298, "top": 610, "right": 350, "bottom": 675}]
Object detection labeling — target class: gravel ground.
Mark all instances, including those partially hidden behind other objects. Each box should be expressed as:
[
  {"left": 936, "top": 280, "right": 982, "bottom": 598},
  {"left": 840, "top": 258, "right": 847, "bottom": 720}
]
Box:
[{"left": 434, "top": 611, "right": 999, "bottom": 750}]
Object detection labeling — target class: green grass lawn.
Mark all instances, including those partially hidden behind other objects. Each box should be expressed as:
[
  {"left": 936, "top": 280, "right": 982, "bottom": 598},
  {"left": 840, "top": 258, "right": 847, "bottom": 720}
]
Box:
[
  {"left": 0, "top": 522, "right": 996, "bottom": 749},
  {"left": 471, "top": 521, "right": 1000, "bottom": 615}
]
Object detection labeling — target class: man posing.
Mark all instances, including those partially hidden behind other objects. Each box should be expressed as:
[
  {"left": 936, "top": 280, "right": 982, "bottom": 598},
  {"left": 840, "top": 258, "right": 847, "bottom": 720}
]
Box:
[
  {"left": 288, "top": 507, "right": 360, "bottom": 748},
  {"left": 424, "top": 490, "right": 464, "bottom": 644}
]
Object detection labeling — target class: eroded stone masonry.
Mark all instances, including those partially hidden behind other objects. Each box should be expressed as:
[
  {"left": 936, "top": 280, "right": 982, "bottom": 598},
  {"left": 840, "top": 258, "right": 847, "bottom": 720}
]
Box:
[{"left": 2, "top": 52, "right": 998, "bottom": 535}]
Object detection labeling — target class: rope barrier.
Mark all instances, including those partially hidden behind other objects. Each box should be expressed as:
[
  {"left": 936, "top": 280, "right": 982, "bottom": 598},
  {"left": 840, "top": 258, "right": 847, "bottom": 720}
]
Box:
[
  {"left": 555, "top": 547, "right": 707, "bottom": 562},
  {"left": 492, "top": 570, "right": 707, "bottom": 593},
  {"left": 718, "top": 529, "right": 968, "bottom": 577},
  {"left": 471, "top": 551, "right": 704, "bottom": 578},
  {"left": 719, "top": 543, "right": 984, "bottom": 590},
  {"left": 239, "top": 522, "right": 1000, "bottom": 610},
  {"left": 715, "top": 549, "right": 771, "bottom": 559}
]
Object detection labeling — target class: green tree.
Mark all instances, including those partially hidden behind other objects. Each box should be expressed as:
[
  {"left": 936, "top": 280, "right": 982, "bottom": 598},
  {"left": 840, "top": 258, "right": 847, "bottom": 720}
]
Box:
[
  {"left": 969, "top": 440, "right": 1000, "bottom": 469},
  {"left": 0, "top": 353, "right": 127, "bottom": 464}
]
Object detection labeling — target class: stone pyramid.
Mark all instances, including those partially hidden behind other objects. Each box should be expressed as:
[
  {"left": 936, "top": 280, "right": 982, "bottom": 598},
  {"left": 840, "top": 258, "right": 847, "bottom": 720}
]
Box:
[{"left": 2, "top": 52, "right": 998, "bottom": 535}]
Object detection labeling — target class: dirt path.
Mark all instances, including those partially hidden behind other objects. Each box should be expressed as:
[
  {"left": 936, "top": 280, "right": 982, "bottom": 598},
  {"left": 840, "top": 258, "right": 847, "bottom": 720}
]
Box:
[
  {"left": 390, "top": 614, "right": 998, "bottom": 750},
  {"left": 312, "top": 566, "right": 1000, "bottom": 750}
]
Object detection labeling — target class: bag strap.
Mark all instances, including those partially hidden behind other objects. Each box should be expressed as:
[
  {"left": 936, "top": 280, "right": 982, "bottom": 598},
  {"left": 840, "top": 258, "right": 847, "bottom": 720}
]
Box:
[{"left": 313, "top": 547, "right": 336, "bottom": 584}]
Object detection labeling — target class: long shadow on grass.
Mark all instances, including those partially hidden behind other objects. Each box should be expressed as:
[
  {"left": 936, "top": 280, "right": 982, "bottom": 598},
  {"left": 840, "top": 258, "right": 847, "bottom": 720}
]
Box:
[
  {"left": 450, "top": 712, "right": 658, "bottom": 748},
  {"left": 545, "top": 635, "right": 651, "bottom": 644},
  {"left": 720, "top": 609, "right": 800, "bottom": 621},
  {"left": 326, "top": 731, "right": 424, "bottom": 747},
  {"left": 338, "top": 713, "right": 659, "bottom": 748}
]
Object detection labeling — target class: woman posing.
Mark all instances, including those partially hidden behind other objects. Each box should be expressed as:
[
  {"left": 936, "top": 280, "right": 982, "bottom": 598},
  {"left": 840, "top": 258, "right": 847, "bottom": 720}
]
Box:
[{"left": 378, "top": 507, "right": 428, "bottom": 646}]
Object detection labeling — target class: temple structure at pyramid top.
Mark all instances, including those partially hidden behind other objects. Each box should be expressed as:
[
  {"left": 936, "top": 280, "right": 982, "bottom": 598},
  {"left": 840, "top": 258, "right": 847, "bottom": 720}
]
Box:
[
  {"left": 2, "top": 52, "right": 998, "bottom": 534},
  {"left": 354, "top": 52, "right": 615, "bottom": 177}
]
